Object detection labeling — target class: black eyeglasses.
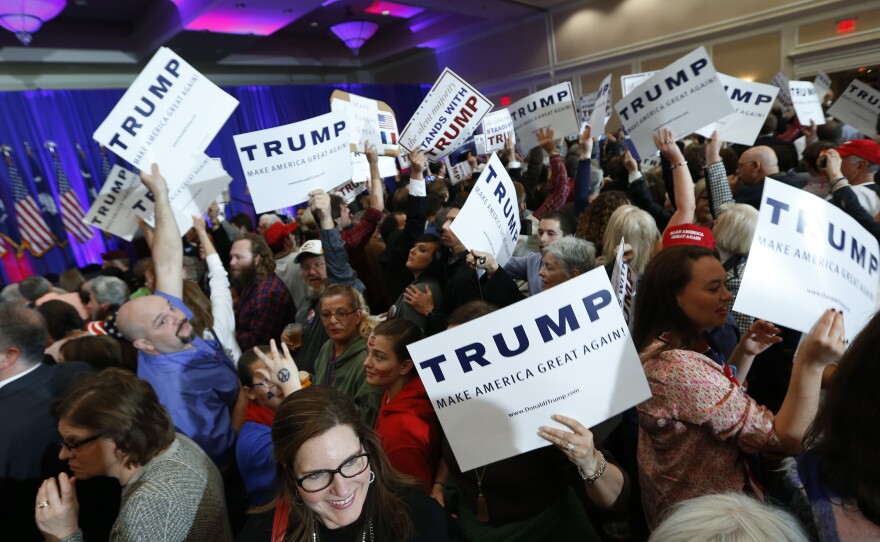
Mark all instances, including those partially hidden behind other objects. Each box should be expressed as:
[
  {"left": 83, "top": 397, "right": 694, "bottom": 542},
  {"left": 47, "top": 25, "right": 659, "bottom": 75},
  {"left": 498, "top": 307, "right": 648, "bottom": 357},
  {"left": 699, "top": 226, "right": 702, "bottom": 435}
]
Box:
[
  {"left": 58, "top": 431, "right": 106, "bottom": 453},
  {"left": 320, "top": 309, "right": 358, "bottom": 320},
  {"left": 295, "top": 452, "right": 370, "bottom": 493}
]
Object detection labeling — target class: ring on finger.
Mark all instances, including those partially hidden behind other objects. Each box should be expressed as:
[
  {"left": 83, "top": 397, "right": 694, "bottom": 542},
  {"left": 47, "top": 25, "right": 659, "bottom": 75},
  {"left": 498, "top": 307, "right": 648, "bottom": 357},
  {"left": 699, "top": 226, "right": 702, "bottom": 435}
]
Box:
[
  {"left": 565, "top": 441, "right": 574, "bottom": 453},
  {"left": 37, "top": 500, "right": 49, "bottom": 509}
]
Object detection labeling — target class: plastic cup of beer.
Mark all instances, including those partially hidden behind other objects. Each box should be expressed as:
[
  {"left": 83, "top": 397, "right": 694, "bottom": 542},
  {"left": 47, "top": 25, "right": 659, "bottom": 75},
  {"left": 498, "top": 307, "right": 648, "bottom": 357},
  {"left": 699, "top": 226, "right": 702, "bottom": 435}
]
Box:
[{"left": 283, "top": 323, "right": 304, "bottom": 350}]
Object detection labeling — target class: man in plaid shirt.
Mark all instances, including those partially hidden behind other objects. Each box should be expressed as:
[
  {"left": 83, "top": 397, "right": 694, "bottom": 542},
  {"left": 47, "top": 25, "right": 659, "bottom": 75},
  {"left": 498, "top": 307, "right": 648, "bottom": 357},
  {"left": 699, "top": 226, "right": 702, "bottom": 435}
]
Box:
[{"left": 230, "top": 233, "right": 295, "bottom": 351}]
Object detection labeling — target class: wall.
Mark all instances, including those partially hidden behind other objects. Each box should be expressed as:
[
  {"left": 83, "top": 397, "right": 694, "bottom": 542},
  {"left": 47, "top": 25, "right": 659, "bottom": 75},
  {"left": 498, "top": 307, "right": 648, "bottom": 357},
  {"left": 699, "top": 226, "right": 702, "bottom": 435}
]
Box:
[{"left": 375, "top": 0, "right": 880, "bottom": 121}]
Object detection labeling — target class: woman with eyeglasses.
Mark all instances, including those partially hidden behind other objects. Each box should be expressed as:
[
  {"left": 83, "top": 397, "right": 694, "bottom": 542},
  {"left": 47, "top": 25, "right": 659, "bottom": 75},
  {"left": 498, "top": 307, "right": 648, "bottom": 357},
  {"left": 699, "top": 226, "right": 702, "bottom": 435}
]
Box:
[
  {"left": 34, "top": 368, "right": 232, "bottom": 541},
  {"left": 270, "top": 385, "right": 448, "bottom": 542},
  {"left": 312, "top": 285, "right": 382, "bottom": 426}
]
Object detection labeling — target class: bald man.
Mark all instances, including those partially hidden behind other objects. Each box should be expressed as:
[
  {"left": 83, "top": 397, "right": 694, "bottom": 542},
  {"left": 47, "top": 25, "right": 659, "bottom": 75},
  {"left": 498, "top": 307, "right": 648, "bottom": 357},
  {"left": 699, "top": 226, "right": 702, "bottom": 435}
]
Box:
[
  {"left": 116, "top": 164, "right": 237, "bottom": 468},
  {"left": 707, "top": 144, "right": 806, "bottom": 212}
]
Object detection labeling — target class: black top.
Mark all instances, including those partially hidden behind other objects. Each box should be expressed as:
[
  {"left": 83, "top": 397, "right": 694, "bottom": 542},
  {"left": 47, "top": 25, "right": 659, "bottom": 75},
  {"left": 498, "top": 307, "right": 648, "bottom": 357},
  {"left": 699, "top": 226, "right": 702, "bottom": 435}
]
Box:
[{"left": 315, "top": 486, "right": 447, "bottom": 542}]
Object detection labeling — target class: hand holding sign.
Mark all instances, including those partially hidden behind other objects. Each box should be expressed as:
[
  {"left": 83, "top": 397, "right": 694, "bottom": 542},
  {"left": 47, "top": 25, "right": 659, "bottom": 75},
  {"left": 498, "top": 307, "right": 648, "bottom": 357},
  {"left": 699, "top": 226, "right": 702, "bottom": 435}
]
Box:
[
  {"left": 536, "top": 127, "right": 558, "bottom": 156},
  {"left": 410, "top": 151, "right": 427, "bottom": 177},
  {"left": 308, "top": 189, "right": 334, "bottom": 230},
  {"left": 139, "top": 163, "right": 167, "bottom": 197},
  {"left": 797, "top": 309, "right": 846, "bottom": 367},
  {"left": 706, "top": 130, "right": 723, "bottom": 164},
  {"left": 466, "top": 249, "right": 499, "bottom": 276},
  {"left": 578, "top": 125, "right": 594, "bottom": 161},
  {"left": 652, "top": 128, "right": 683, "bottom": 162},
  {"left": 538, "top": 415, "right": 606, "bottom": 481}
]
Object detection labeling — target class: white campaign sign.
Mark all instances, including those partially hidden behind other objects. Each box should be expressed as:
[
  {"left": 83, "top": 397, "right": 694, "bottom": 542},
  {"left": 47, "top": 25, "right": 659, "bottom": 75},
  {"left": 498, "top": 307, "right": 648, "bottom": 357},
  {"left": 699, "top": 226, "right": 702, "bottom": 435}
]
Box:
[
  {"left": 331, "top": 93, "right": 399, "bottom": 156},
  {"left": 398, "top": 68, "right": 493, "bottom": 162},
  {"left": 814, "top": 71, "right": 832, "bottom": 98},
  {"left": 610, "top": 237, "right": 639, "bottom": 330},
  {"left": 789, "top": 81, "right": 826, "bottom": 126},
  {"left": 696, "top": 74, "right": 779, "bottom": 145},
  {"left": 771, "top": 70, "right": 792, "bottom": 108},
  {"left": 474, "top": 134, "right": 487, "bottom": 156},
  {"left": 509, "top": 82, "right": 579, "bottom": 152},
  {"left": 448, "top": 161, "right": 473, "bottom": 186},
  {"left": 93, "top": 47, "right": 238, "bottom": 192},
  {"left": 350, "top": 154, "right": 398, "bottom": 184},
  {"left": 330, "top": 180, "right": 368, "bottom": 205},
  {"left": 589, "top": 74, "right": 613, "bottom": 134},
  {"left": 621, "top": 71, "right": 656, "bottom": 97},
  {"left": 827, "top": 79, "right": 880, "bottom": 137},
  {"left": 481, "top": 109, "right": 515, "bottom": 153},
  {"left": 614, "top": 47, "right": 734, "bottom": 160},
  {"left": 407, "top": 266, "right": 651, "bottom": 471},
  {"left": 234, "top": 111, "right": 351, "bottom": 213},
  {"left": 450, "top": 153, "right": 520, "bottom": 268},
  {"left": 733, "top": 179, "right": 879, "bottom": 341},
  {"left": 83, "top": 166, "right": 142, "bottom": 241},
  {"left": 579, "top": 91, "right": 598, "bottom": 123},
  {"left": 123, "top": 154, "right": 231, "bottom": 232}
]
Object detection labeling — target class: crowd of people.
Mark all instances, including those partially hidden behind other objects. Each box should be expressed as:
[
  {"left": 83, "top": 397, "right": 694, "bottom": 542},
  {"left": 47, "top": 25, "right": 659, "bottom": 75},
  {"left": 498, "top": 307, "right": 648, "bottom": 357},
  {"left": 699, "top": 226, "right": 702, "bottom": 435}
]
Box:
[{"left": 1, "top": 85, "right": 879, "bottom": 542}]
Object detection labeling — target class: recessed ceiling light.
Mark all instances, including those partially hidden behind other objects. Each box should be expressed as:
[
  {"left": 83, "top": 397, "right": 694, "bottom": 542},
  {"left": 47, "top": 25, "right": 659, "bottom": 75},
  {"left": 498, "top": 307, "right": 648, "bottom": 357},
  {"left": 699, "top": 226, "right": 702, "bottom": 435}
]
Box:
[
  {"left": 382, "top": 10, "right": 389, "bottom": 15},
  {"left": 310, "top": 22, "right": 319, "bottom": 27}
]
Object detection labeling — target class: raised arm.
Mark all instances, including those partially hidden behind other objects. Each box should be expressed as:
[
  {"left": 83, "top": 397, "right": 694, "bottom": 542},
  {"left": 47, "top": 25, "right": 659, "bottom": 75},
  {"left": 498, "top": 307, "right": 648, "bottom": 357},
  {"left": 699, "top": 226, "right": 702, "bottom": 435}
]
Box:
[
  {"left": 533, "top": 128, "right": 571, "bottom": 219},
  {"left": 653, "top": 129, "right": 695, "bottom": 233},
  {"left": 624, "top": 148, "right": 671, "bottom": 231},
  {"left": 366, "top": 143, "right": 385, "bottom": 212},
  {"left": 704, "top": 130, "right": 734, "bottom": 218},
  {"left": 140, "top": 163, "right": 182, "bottom": 298},
  {"left": 573, "top": 126, "right": 593, "bottom": 217}
]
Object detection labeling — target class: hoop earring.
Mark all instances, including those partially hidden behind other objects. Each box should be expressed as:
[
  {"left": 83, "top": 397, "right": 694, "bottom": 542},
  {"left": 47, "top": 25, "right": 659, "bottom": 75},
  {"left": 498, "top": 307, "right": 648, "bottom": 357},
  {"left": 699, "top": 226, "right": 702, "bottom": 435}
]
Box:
[{"left": 369, "top": 471, "right": 376, "bottom": 484}]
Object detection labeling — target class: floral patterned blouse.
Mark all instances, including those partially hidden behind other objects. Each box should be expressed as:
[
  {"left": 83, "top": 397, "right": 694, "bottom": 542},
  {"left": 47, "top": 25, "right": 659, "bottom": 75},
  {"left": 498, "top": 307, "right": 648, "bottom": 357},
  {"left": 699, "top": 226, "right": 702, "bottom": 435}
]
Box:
[{"left": 637, "top": 339, "right": 781, "bottom": 528}]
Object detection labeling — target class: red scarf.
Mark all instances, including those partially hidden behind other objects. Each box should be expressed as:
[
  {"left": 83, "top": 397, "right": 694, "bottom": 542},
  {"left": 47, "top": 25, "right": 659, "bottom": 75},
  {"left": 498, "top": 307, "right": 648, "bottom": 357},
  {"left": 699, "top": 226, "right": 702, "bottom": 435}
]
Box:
[{"left": 244, "top": 401, "right": 275, "bottom": 427}]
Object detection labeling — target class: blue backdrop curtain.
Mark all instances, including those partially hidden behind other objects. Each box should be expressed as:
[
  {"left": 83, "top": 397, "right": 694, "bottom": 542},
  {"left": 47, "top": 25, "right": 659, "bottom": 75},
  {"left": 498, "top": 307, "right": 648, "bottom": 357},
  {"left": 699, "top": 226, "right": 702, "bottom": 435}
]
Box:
[{"left": 0, "top": 82, "right": 430, "bottom": 284}]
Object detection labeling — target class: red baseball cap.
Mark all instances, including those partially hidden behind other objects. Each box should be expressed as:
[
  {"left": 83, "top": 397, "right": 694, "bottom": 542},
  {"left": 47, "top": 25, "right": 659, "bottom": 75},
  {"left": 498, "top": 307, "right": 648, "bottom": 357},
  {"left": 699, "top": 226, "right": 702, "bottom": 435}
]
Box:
[
  {"left": 264, "top": 221, "right": 298, "bottom": 247},
  {"left": 836, "top": 139, "right": 880, "bottom": 164},
  {"left": 662, "top": 224, "right": 716, "bottom": 250}
]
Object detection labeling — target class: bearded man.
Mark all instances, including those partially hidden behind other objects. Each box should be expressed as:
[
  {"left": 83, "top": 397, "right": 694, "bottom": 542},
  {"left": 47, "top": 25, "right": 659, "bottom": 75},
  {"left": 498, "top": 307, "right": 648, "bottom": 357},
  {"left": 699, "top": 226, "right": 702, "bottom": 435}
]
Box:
[{"left": 229, "top": 233, "right": 294, "bottom": 352}]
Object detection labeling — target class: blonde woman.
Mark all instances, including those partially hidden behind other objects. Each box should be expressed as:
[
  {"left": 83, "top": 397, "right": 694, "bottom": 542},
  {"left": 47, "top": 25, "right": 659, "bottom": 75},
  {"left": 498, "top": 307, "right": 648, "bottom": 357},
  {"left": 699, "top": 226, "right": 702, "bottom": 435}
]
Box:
[{"left": 596, "top": 205, "right": 661, "bottom": 277}]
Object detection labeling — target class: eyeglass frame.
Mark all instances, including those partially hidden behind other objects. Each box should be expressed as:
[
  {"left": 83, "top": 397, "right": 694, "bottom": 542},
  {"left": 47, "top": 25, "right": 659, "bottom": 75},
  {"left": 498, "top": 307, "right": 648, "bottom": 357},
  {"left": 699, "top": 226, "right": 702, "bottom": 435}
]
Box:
[
  {"left": 320, "top": 308, "right": 359, "bottom": 321},
  {"left": 58, "top": 431, "right": 107, "bottom": 453},
  {"left": 295, "top": 452, "right": 371, "bottom": 493}
]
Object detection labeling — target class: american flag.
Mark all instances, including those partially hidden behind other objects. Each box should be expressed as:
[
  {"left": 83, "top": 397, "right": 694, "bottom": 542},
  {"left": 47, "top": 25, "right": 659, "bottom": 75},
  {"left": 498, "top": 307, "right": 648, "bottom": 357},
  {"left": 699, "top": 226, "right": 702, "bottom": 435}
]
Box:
[
  {"left": 4, "top": 149, "right": 55, "bottom": 256},
  {"left": 377, "top": 112, "right": 396, "bottom": 131},
  {"left": 100, "top": 144, "right": 112, "bottom": 181},
  {"left": 50, "top": 147, "right": 94, "bottom": 243},
  {"left": 75, "top": 143, "right": 99, "bottom": 204}
]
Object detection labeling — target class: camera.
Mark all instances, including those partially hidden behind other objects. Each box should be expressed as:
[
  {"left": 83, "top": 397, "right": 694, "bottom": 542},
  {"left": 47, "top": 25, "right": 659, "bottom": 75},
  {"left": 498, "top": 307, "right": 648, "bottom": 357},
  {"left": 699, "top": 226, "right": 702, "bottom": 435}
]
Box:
[{"left": 520, "top": 220, "right": 533, "bottom": 236}]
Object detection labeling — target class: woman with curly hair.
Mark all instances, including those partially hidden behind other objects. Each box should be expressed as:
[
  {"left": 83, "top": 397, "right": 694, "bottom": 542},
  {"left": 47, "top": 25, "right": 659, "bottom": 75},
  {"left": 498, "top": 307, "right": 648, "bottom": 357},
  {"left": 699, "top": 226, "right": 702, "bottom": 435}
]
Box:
[{"left": 575, "top": 190, "right": 630, "bottom": 254}]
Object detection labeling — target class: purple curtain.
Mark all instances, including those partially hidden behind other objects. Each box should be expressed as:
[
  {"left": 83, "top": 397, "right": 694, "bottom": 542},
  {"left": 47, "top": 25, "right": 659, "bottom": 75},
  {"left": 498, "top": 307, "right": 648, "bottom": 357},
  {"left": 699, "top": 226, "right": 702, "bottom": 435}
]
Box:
[{"left": 0, "top": 82, "right": 430, "bottom": 283}]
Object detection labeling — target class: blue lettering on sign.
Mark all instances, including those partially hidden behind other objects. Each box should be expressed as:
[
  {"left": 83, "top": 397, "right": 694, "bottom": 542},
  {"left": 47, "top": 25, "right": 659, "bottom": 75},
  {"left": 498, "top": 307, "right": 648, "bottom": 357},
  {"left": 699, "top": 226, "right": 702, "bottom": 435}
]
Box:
[
  {"left": 417, "top": 289, "right": 613, "bottom": 383},
  {"left": 764, "top": 196, "right": 879, "bottom": 276},
  {"left": 618, "top": 58, "right": 708, "bottom": 121},
  {"left": 108, "top": 59, "right": 181, "bottom": 152},
  {"left": 239, "top": 121, "right": 347, "bottom": 161}
]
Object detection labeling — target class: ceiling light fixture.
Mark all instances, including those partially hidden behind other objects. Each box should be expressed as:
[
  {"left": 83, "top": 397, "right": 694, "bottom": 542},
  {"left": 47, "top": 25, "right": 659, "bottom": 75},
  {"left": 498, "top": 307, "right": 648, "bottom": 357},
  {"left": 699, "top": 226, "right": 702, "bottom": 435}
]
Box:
[
  {"left": 0, "top": 0, "right": 68, "bottom": 46},
  {"left": 330, "top": 20, "right": 378, "bottom": 55}
]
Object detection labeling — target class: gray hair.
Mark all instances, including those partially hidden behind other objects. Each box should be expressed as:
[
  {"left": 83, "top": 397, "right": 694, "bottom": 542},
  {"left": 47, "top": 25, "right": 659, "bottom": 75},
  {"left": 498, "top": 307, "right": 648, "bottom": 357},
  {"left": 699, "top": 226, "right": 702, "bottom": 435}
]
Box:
[
  {"left": 182, "top": 256, "right": 206, "bottom": 283},
  {"left": 847, "top": 155, "right": 880, "bottom": 175},
  {"left": 0, "top": 302, "right": 48, "bottom": 366},
  {"left": 713, "top": 203, "right": 759, "bottom": 257},
  {"left": 86, "top": 276, "right": 130, "bottom": 309},
  {"left": 648, "top": 493, "right": 807, "bottom": 542},
  {"left": 0, "top": 283, "right": 26, "bottom": 304},
  {"left": 544, "top": 236, "right": 596, "bottom": 276},
  {"left": 19, "top": 276, "right": 51, "bottom": 302}
]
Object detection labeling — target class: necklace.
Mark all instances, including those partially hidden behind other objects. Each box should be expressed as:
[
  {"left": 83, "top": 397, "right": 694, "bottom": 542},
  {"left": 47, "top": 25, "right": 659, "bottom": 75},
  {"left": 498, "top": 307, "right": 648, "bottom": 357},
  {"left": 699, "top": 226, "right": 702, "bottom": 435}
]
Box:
[
  {"left": 312, "top": 520, "right": 373, "bottom": 542},
  {"left": 474, "top": 467, "right": 490, "bottom": 523}
]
